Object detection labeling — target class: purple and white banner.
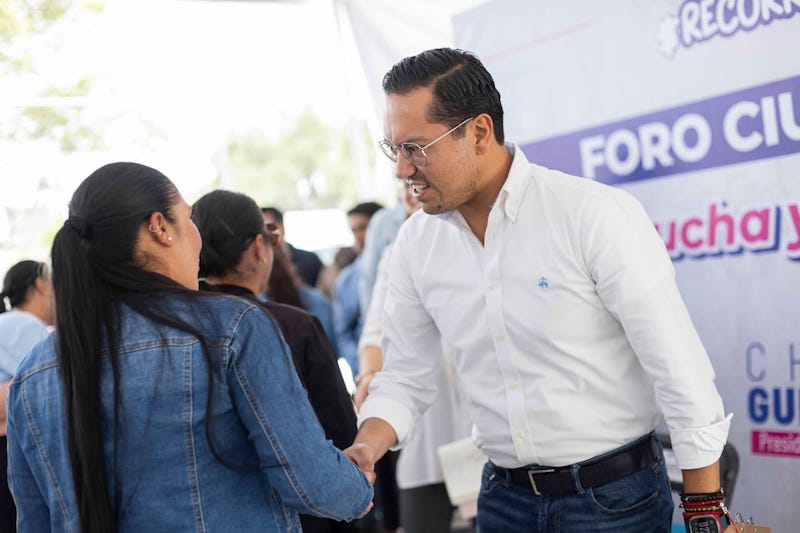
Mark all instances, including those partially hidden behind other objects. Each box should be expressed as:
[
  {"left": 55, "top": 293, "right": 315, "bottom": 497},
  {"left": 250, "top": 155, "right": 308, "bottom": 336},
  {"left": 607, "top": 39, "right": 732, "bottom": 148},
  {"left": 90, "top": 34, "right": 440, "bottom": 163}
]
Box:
[
  {"left": 522, "top": 75, "right": 800, "bottom": 184},
  {"left": 455, "top": 0, "right": 800, "bottom": 529}
]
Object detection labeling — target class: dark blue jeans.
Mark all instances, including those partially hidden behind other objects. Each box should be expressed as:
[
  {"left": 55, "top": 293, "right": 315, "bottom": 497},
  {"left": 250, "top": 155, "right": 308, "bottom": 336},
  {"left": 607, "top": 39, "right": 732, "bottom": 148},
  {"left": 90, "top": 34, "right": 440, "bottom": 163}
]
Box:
[{"left": 476, "top": 442, "right": 674, "bottom": 532}]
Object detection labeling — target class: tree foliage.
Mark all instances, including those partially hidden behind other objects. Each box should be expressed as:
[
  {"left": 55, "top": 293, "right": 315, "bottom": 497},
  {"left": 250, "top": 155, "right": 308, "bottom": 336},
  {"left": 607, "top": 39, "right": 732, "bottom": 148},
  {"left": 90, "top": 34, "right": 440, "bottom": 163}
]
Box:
[
  {"left": 226, "top": 108, "right": 362, "bottom": 210},
  {"left": 0, "top": 0, "right": 105, "bottom": 151}
]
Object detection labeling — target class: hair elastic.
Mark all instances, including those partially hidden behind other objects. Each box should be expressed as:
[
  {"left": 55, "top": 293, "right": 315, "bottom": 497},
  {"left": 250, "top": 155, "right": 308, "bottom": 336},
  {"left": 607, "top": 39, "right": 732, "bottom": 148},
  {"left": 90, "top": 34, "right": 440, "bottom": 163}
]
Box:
[{"left": 66, "top": 215, "right": 89, "bottom": 239}]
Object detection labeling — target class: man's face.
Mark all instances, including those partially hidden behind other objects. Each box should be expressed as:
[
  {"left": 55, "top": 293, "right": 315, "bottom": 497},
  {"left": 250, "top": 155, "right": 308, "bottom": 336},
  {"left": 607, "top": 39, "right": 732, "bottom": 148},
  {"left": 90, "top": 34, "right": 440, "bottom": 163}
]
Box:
[
  {"left": 261, "top": 213, "right": 285, "bottom": 238},
  {"left": 384, "top": 86, "right": 479, "bottom": 215},
  {"left": 262, "top": 212, "right": 288, "bottom": 253},
  {"left": 348, "top": 213, "right": 370, "bottom": 253}
]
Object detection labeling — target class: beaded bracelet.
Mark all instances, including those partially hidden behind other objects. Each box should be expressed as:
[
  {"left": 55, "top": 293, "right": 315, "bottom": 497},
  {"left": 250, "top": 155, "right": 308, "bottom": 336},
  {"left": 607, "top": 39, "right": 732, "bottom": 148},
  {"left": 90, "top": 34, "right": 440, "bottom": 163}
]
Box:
[
  {"left": 680, "top": 489, "right": 726, "bottom": 503},
  {"left": 680, "top": 489, "right": 732, "bottom": 533}
]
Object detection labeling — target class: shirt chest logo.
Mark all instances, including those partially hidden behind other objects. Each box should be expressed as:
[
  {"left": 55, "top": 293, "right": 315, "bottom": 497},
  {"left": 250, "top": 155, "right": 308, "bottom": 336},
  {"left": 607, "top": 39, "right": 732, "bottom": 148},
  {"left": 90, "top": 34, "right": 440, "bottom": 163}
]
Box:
[{"left": 538, "top": 277, "right": 549, "bottom": 289}]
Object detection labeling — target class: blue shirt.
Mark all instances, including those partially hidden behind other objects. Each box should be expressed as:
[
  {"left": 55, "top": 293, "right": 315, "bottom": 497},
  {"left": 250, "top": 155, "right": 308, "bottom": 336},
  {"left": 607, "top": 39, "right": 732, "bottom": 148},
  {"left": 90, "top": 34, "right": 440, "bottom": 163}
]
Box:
[
  {"left": 299, "top": 286, "right": 338, "bottom": 356},
  {"left": 358, "top": 204, "right": 407, "bottom": 317},
  {"left": 333, "top": 256, "right": 362, "bottom": 374},
  {"left": 0, "top": 309, "right": 49, "bottom": 381},
  {"left": 7, "top": 294, "right": 372, "bottom": 532}
]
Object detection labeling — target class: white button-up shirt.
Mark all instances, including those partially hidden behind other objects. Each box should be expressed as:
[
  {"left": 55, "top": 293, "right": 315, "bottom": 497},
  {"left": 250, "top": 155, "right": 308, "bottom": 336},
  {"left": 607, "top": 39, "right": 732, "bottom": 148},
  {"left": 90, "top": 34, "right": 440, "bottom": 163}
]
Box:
[{"left": 358, "top": 145, "right": 730, "bottom": 470}]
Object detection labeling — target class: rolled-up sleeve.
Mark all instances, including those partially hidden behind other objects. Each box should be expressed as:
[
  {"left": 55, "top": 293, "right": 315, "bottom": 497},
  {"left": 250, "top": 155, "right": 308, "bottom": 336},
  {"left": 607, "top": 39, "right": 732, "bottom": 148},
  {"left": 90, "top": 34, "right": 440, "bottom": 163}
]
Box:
[{"left": 585, "top": 187, "right": 731, "bottom": 469}]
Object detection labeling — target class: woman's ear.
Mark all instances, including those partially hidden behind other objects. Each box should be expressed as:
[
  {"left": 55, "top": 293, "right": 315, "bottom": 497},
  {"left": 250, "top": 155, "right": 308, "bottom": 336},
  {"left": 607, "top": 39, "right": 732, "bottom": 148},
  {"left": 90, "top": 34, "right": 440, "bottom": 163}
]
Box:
[
  {"left": 252, "top": 234, "right": 269, "bottom": 264},
  {"left": 147, "top": 211, "right": 165, "bottom": 232},
  {"left": 146, "top": 211, "right": 173, "bottom": 246},
  {"left": 33, "top": 276, "right": 49, "bottom": 295}
]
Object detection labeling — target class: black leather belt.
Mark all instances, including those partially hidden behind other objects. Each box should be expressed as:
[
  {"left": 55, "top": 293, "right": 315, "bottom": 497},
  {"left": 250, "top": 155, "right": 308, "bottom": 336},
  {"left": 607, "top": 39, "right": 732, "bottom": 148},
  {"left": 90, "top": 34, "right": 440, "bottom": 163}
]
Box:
[{"left": 495, "top": 433, "right": 657, "bottom": 497}]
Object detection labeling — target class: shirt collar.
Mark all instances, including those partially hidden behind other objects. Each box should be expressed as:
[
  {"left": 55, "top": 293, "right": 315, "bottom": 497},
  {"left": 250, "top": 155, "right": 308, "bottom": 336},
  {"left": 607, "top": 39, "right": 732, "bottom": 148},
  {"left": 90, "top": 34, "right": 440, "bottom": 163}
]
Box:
[
  {"left": 498, "top": 143, "right": 531, "bottom": 223},
  {"left": 434, "top": 143, "right": 530, "bottom": 223}
]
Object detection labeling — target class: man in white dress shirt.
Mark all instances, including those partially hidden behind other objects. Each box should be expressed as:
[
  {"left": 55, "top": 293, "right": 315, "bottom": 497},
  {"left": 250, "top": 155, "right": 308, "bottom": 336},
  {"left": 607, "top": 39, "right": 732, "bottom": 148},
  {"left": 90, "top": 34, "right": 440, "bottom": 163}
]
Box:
[{"left": 344, "top": 48, "right": 734, "bottom": 532}]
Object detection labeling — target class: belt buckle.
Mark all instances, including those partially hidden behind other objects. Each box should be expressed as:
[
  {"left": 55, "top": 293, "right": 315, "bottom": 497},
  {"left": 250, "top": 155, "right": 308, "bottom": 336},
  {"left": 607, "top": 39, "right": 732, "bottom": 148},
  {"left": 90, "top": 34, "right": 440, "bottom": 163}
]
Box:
[{"left": 527, "top": 468, "right": 556, "bottom": 496}]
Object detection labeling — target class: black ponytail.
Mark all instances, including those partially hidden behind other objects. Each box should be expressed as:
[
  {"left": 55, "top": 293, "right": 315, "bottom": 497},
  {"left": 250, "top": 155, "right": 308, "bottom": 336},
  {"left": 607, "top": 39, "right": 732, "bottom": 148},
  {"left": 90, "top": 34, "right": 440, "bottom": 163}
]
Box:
[{"left": 51, "top": 162, "right": 231, "bottom": 532}]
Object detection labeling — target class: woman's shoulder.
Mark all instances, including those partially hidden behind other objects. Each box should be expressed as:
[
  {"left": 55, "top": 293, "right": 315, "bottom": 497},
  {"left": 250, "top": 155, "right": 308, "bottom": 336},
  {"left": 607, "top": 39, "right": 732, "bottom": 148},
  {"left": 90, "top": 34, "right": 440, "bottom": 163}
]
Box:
[
  {"left": 11, "top": 333, "right": 58, "bottom": 383},
  {"left": 178, "top": 291, "right": 269, "bottom": 331},
  {"left": 119, "top": 292, "right": 270, "bottom": 347},
  {"left": 261, "top": 300, "right": 315, "bottom": 327}
]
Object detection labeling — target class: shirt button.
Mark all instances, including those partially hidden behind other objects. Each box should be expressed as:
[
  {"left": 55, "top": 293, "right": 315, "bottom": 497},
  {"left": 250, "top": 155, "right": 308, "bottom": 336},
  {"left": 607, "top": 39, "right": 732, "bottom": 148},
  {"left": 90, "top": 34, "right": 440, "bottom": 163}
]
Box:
[
  {"left": 496, "top": 332, "right": 505, "bottom": 340},
  {"left": 516, "top": 431, "right": 525, "bottom": 439},
  {"left": 488, "top": 281, "right": 497, "bottom": 289},
  {"left": 510, "top": 382, "right": 518, "bottom": 390}
]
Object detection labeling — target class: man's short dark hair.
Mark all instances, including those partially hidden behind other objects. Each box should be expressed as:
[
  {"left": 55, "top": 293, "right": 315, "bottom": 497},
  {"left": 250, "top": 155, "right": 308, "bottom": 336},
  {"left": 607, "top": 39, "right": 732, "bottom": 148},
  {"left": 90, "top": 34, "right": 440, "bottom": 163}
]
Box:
[
  {"left": 260, "top": 206, "right": 284, "bottom": 224},
  {"left": 347, "top": 201, "right": 383, "bottom": 219},
  {"left": 382, "top": 47, "right": 504, "bottom": 144}
]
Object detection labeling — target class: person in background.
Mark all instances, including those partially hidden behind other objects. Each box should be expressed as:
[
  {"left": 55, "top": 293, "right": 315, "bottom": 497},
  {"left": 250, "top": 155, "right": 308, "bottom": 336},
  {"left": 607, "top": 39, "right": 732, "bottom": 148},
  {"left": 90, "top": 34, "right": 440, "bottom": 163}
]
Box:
[
  {"left": 346, "top": 48, "right": 733, "bottom": 532},
  {"left": 318, "top": 246, "right": 358, "bottom": 302},
  {"left": 350, "top": 186, "right": 419, "bottom": 533},
  {"left": 6, "top": 162, "right": 373, "bottom": 532},
  {"left": 357, "top": 183, "right": 421, "bottom": 319},
  {"left": 192, "top": 189, "right": 360, "bottom": 533},
  {"left": 261, "top": 206, "right": 324, "bottom": 287},
  {"left": 333, "top": 201, "right": 383, "bottom": 376},
  {"left": 0, "top": 259, "right": 55, "bottom": 531},
  {"left": 355, "top": 243, "right": 471, "bottom": 533},
  {"left": 266, "top": 243, "right": 338, "bottom": 354}
]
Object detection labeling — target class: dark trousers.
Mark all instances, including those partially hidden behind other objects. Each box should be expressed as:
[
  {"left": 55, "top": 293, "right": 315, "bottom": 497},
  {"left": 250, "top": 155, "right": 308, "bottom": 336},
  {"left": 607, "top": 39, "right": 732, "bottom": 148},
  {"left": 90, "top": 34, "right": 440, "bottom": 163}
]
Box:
[
  {"left": 0, "top": 436, "right": 15, "bottom": 532},
  {"left": 399, "top": 482, "right": 456, "bottom": 533},
  {"left": 355, "top": 450, "right": 400, "bottom": 532}
]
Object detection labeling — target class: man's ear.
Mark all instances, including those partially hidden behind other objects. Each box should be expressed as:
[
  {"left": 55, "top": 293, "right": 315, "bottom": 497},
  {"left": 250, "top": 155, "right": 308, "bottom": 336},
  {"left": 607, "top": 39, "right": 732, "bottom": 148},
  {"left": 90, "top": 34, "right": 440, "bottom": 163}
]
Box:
[{"left": 472, "top": 113, "right": 495, "bottom": 155}]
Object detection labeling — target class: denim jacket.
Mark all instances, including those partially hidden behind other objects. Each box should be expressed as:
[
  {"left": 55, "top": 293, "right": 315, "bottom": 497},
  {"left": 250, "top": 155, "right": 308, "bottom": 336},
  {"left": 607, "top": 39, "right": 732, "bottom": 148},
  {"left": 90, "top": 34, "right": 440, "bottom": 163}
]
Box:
[{"left": 6, "top": 294, "right": 373, "bottom": 532}]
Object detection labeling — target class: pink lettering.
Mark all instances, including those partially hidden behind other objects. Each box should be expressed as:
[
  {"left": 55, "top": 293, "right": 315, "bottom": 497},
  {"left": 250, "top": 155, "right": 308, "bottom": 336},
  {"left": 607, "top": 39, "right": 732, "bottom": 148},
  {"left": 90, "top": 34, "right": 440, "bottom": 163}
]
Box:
[
  {"left": 752, "top": 430, "right": 800, "bottom": 457},
  {"left": 681, "top": 218, "right": 704, "bottom": 249},
  {"left": 740, "top": 208, "right": 771, "bottom": 243},
  {"left": 708, "top": 203, "right": 735, "bottom": 247},
  {"left": 651, "top": 202, "right": 787, "bottom": 261},
  {"left": 787, "top": 203, "right": 800, "bottom": 254}
]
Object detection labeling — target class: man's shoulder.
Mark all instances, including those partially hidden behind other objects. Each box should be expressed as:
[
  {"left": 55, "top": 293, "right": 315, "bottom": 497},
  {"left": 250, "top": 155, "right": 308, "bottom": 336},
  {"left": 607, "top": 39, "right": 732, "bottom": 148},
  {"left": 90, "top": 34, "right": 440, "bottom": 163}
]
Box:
[
  {"left": 290, "top": 245, "right": 322, "bottom": 264},
  {"left": 529, "top": 162, "right": 611, "bottom": 197},
  {"left": 519, "top": 161, "right": 638, "bottom": 217}
]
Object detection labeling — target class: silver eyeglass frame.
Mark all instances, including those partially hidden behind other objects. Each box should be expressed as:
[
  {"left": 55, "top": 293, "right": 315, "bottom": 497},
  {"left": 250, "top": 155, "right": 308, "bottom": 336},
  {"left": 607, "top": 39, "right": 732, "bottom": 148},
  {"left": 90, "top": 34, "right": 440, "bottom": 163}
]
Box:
[{"left": 378, "top": 116, "right": 474, "bottom": 167}]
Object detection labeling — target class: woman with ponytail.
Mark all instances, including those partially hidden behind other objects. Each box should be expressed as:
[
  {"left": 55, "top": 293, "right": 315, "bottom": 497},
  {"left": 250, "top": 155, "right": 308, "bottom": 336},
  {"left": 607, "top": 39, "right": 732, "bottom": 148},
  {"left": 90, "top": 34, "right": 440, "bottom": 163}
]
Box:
[
  {"left": 5, "top": 162, "right": 373, "bottom": 532},
  {"left": 0, "top": 259, "right": 55, "bottom": 530}
]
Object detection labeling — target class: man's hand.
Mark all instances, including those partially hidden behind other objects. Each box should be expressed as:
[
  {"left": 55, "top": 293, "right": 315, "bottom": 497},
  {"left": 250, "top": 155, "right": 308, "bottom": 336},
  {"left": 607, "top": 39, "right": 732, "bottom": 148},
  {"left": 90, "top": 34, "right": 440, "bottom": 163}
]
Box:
[
  {"left": 343, "top": 417, "right": 398, "bottom": 491},
  {"left": 343, "top": 442, "right": 378, "bottom": 485}
]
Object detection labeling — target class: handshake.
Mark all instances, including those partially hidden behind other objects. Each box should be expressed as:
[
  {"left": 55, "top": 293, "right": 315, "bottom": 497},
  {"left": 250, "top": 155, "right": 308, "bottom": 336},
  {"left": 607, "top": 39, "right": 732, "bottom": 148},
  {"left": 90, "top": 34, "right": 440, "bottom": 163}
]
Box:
[{"left": 341, "top": 418, "right": 398, "bottom": 520}]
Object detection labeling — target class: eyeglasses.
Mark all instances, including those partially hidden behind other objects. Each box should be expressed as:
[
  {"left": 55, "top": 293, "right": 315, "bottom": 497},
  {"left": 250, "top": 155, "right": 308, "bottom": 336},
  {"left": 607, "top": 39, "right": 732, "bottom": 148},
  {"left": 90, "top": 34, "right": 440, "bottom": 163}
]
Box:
[
  {"left": 264, "top": 222, "right": 281, "bottom": 248},
  {"left": 378, "top": 117, "right": 474, "bottom": 167}
]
